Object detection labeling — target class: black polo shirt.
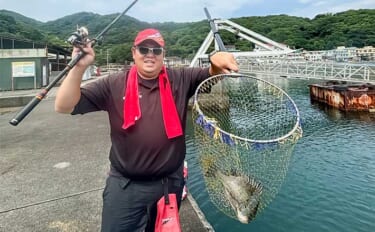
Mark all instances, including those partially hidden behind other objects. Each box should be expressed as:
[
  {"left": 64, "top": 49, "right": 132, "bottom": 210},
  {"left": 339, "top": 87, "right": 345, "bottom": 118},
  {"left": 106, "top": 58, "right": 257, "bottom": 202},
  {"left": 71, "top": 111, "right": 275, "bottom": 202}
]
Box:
[{"left": 72, "top": 67, "right": 210, "bottom": 180}]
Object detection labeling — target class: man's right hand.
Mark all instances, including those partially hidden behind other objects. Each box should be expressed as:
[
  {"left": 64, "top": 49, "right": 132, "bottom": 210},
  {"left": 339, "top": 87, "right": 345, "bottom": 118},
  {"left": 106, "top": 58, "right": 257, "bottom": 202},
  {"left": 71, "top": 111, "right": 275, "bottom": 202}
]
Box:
[
  {"left": 55, "top": 43, "right": 95, "bottom": 114},
  {"left": 72, "top": 42, "right": 95, "bottom": 71}
]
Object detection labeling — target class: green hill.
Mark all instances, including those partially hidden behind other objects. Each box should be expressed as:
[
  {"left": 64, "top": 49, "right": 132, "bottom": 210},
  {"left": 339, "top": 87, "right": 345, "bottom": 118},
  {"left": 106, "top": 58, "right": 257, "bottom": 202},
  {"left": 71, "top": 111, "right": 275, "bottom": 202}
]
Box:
[
  {"left": 0, "top": 9, "right": 45, "bottom": 41},
  {"left": 0, "top": 9, "right": 374, "bottom": 65}
]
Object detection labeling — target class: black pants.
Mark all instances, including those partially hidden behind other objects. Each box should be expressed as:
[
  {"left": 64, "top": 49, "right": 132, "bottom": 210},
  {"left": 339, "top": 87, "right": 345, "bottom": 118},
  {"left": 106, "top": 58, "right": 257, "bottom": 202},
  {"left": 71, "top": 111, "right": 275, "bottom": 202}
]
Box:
[{"left": 101, "top": 171, "right": 184, "bottom": 232}]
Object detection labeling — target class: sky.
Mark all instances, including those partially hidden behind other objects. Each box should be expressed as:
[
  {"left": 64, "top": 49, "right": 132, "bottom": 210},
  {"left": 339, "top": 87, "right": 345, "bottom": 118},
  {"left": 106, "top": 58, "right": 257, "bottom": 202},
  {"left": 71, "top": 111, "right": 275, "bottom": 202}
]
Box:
[{"left": 0, "top": 0, "right": 374, "bottom": 23}]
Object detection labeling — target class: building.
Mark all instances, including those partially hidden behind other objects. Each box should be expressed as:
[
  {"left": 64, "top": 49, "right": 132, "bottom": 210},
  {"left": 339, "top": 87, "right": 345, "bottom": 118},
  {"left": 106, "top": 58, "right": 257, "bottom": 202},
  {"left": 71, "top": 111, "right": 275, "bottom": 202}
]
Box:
[
  {"left": 164, "top": 56, "right": 190, "bottom": 68},
  {"left": 304, "top": 46, "right": 373, "bottom": 62},
  {"left": 0, "top": 48, "right": 49, "bottom": 90},
  {"left": 0, "top": 36, "right": 71, "bottom": 91},
  {"left": 356, "top": 46, "right": 375, "bottom": 61},
  {"left": 303, "top": 50, "right": 325, "bottom": 61}
]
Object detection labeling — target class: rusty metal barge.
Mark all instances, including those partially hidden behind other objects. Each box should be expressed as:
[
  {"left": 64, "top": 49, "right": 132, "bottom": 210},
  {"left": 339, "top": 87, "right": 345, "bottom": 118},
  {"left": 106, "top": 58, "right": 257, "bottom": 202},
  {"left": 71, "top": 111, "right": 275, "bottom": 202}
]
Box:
[{"left": 309, "top": 81, "right": 375, "bottom": 112}]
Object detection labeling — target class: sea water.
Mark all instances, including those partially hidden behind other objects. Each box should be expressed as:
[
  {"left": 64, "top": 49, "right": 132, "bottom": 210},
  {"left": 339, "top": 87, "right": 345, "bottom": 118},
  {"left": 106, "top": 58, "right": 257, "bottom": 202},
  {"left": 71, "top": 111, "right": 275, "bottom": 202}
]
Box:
[{"left": 185, "top": 77, "right": 375, "bottom": 232}]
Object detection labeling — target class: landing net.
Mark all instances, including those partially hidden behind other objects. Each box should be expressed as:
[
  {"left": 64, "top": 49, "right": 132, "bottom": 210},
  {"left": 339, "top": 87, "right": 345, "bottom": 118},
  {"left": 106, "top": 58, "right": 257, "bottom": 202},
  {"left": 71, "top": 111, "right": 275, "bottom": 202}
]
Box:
[{"left": 192, "top": 73, "right": 302, "bottom": 222}]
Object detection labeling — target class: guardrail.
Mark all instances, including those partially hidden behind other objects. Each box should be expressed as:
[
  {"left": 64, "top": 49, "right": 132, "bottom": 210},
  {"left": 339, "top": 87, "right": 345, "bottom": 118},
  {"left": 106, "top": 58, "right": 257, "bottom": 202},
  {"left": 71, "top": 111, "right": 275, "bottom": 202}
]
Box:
[{"left": 239, "top": 60, "right": 375, "bottom": 84}]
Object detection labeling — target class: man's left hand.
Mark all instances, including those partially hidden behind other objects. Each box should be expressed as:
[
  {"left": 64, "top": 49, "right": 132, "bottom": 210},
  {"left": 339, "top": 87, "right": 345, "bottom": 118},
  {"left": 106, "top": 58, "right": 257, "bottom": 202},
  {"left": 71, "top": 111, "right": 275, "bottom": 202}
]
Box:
[{"left": 209, "top": 51, "right": 239, "bottom": 75}]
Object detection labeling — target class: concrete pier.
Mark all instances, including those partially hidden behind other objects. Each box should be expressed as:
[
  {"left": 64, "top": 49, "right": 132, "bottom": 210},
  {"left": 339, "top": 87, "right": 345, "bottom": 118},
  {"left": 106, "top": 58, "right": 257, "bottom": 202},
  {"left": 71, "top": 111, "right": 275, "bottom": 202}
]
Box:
[{"left": 0, "top": 77, "right": 214, "bottom": 232}]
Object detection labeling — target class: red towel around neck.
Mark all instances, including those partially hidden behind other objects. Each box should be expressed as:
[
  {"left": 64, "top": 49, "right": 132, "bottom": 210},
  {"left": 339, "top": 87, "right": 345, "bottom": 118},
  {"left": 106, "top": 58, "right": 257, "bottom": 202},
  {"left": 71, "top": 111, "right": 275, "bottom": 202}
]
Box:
[{"left": 122, "top": 65, "right": 183, "bottom": 139}]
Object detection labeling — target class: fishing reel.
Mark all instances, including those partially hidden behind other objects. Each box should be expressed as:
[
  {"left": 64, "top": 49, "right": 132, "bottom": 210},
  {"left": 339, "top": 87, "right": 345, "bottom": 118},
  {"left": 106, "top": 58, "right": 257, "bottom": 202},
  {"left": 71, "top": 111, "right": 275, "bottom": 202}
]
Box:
[
  {"left": 67, "top": 26, "right": 90, "bottom": 47},
  {"left": 67, "top": 26, "right": 104, "bottom": 48}
]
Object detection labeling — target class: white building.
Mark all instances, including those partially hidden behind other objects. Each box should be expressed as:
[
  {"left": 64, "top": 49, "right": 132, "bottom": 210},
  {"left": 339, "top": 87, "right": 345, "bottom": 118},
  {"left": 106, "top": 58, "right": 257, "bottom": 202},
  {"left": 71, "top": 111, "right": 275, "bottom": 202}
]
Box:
[{"left": 356, "top": 46, "right": 375, "bottom": 61}]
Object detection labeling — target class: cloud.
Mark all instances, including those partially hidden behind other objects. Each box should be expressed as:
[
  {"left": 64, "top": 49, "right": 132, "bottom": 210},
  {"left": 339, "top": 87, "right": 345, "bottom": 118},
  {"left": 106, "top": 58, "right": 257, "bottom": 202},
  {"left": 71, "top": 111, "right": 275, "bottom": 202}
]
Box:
[
  {"left": 298, "top": 0, "right": 315, "bottom": 3},
  {"left": 0, "top": 0, "right": 374, "bottom": 22},
  {"left": 289, "top": 0, "right": 375, "bottom": 18},
  {"left": 328, "top": 0, "right": 375, "bottom": 13},
  {"left": 128, "top": 0, "right": 258, "bottom": 22},
  {"left": 0, "top": 0, "right": 262, "bottom": 23},
  {"left": 312, "top": 1, "right": 329, "bottom": 7}
]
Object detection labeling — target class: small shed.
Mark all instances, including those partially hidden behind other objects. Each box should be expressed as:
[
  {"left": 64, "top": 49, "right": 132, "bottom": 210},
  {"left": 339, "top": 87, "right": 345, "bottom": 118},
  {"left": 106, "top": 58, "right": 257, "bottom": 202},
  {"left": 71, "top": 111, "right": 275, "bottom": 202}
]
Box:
[{"left": 0, "top": 48, "right": 49, "bottom": 91}]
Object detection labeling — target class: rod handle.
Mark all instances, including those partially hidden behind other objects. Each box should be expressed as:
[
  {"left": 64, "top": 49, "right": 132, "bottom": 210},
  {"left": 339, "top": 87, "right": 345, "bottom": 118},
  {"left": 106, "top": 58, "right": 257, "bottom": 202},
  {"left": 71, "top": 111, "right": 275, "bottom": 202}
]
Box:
[{"left": 9, "top": 93, "right": 45, "bottom": 126}]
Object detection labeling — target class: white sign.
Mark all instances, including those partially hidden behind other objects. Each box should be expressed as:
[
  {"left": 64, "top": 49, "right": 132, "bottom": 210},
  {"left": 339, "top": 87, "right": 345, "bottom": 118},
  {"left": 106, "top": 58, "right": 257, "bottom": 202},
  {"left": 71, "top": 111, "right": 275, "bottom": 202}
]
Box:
[{"left": 12, "top": 61, "right": 36, "bottom": 77}]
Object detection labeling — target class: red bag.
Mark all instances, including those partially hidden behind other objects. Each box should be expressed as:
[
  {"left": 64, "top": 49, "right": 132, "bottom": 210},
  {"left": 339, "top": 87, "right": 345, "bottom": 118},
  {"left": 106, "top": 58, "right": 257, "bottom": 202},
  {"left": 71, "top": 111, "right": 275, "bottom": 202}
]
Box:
[{"left": 155, "top": 193, "right": 182, "bottom": 232}]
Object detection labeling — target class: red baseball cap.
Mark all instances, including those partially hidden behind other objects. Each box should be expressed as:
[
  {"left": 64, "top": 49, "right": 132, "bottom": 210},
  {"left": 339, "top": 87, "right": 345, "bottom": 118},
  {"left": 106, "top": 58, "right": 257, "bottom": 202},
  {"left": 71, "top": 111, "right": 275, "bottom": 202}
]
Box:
[{"left": 134, "top": 28, "right": 165, "bottom": 47}]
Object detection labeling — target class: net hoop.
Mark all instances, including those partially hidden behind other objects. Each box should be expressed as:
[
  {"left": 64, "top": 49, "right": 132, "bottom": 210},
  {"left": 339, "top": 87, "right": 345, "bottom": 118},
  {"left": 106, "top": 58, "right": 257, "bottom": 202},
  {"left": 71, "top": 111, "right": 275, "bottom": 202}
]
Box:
[{"left": 193, "top": 73, "right": 302, "bottom": 144}]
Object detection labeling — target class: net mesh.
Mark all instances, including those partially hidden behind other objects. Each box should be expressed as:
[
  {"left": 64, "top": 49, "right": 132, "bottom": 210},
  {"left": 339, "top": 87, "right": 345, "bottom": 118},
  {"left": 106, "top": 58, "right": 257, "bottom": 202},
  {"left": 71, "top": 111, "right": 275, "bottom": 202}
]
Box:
[{"left": 192, "top": 74, "right": 302, "bottom": 222}]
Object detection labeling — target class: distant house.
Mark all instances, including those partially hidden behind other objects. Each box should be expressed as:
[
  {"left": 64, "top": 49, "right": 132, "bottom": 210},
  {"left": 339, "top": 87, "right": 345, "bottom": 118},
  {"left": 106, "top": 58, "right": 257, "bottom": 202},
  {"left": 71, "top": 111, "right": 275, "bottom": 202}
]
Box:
[
  {"left": 356, "top": 46, "right": 375, "bottom": 61},
  {"left": 164, "top": 56, "right": 190, "bottom": 68},
  {"left": 333, "top": 46, "right": 357, "bottom": 62}
]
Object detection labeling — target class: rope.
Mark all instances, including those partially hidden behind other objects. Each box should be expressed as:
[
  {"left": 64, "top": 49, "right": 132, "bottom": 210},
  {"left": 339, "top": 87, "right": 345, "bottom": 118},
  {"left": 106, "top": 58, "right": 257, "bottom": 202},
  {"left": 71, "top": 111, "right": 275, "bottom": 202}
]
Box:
[{"left": 0, "top": 187, "right": 104, "bottom": 214}]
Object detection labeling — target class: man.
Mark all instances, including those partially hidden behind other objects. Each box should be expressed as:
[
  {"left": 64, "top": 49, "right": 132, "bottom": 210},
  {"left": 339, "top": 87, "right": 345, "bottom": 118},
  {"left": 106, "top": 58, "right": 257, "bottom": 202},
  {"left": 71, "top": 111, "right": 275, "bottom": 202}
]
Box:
[{"left": 55, "top": 28, "right": 238, "bottom": 232}]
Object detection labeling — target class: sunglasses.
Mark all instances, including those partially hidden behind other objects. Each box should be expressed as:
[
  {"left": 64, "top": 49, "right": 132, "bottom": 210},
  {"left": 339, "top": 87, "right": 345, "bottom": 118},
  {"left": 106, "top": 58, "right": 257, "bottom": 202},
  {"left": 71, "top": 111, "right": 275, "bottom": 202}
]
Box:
[{"left": 136, "top": 46, "right": 164, "bottom": 56}]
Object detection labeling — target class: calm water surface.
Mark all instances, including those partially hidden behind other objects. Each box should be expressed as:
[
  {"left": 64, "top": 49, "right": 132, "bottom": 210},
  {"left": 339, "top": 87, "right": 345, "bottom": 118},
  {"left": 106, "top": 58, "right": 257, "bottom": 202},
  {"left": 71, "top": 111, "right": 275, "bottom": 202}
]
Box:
[{"left": 185, "top": 77, "right": 375, "bottom": 232}]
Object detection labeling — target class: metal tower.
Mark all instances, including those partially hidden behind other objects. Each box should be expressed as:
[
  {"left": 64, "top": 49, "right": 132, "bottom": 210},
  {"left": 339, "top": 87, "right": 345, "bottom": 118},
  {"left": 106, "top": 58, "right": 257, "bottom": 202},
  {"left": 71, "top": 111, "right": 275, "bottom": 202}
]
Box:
[{"left": 190, "top": 18, "right": 294, "bottom": 67}]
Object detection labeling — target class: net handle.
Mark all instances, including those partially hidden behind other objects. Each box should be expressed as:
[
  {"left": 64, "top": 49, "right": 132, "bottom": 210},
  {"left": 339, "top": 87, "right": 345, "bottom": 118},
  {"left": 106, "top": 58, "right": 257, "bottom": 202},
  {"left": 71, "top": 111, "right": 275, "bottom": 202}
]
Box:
[{"left": 204, "top": 7, "right": 226, "bottom": 52}]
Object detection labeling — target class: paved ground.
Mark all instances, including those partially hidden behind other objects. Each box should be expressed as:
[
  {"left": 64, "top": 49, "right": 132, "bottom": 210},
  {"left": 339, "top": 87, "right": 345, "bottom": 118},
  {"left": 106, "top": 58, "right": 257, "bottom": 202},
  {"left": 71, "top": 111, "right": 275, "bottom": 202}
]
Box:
[{"left": 0, "top": 80, "right": 213, "bottom": 232}]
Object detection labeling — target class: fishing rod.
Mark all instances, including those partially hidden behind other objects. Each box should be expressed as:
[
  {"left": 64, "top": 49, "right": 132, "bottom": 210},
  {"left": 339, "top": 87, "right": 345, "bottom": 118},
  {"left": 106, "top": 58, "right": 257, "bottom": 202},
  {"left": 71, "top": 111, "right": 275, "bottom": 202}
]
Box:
[
  {"left": 204, "top": 7, "right": 233, "bottom": 74},
  {"left": 9, "top": 0, "right": 138, "bottom": 126}
]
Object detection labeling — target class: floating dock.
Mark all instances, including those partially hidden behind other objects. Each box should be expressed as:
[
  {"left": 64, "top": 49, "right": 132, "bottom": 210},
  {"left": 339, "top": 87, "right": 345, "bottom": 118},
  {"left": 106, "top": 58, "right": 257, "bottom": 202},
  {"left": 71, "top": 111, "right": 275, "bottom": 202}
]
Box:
[{"left": 309, "top": 81, "right": 375, "bottom": 112}]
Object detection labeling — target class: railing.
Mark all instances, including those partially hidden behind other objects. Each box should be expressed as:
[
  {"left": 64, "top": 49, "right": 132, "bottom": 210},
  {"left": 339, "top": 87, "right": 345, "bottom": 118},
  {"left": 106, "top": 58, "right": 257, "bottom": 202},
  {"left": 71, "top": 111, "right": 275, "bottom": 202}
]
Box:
[{"left": 239, "top": 60, "right": 375, "bottom": 84}]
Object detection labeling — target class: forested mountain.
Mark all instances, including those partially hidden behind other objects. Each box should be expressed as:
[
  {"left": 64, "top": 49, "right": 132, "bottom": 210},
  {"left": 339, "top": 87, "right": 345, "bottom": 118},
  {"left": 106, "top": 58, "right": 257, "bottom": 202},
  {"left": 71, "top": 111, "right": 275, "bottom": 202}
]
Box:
[
  {"left": 0, "top": 9, "right": 374, "bottom": 65},
  {"left": 231, "top": 9, "right": 375, "bottom": 51},
  {"left": 0, "top": 10, "right": 45, "bottom": 41}
]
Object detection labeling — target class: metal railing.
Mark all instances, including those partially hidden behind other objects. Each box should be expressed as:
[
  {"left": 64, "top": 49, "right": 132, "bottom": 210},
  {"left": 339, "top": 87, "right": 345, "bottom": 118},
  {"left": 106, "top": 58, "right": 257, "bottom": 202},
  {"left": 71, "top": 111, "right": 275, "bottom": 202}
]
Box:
[{"left": 239, "top": 59, "right": 375, "bottom": 84}]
